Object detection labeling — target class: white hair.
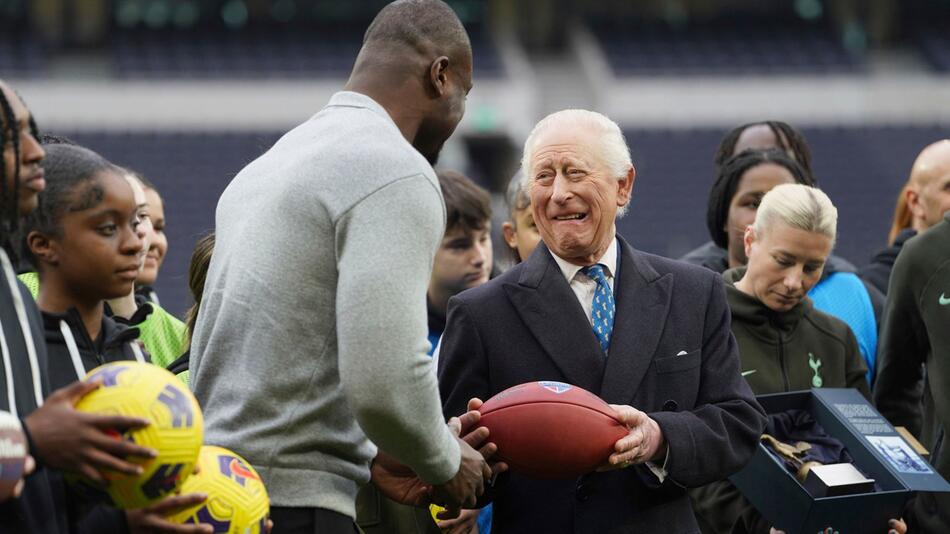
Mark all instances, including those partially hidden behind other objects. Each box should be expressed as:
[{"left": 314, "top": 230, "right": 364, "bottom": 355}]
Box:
[
  {"left": 753, "top": 183, "right": 838, "bottom": 248},
  {"left": 521, "top": 109, "right": 633, "bottom": 216}
]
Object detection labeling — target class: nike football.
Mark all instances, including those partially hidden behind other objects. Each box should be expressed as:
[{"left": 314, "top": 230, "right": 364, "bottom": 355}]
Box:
[
  {"left": 167, "top": 445, "right": 269, "bottom": 533},
  {"left": 478, "top": 381, "right": 627, "bottom": 479},
  {"left": 74, "top": 361, "right": 203, "bottom": 509}
]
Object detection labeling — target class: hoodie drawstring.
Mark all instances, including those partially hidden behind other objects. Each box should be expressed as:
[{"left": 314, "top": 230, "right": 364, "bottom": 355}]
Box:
[
  {"left": 61, "top": 319, "right": 146, "bottom": 381},
  {"left": 0, "top": 249, "right": 42, "bottom": 411},
  {"left": 60, "top": 320, "right": 86, "bottom": 382},
  {"left": 130, "top": 341, "right": 145, "bottom": 363}
]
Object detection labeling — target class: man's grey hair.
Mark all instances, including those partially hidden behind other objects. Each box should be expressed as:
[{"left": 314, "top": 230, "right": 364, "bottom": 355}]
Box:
[
  {"left": 521, "top": 109, "right": 633, "bottom": 216},
  {"left": 753, "top": 183, "right": 838, "bottom": 248}
]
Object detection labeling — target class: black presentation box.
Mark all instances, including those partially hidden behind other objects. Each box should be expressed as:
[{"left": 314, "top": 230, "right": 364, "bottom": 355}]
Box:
[{"left": 730, "top": 388, "right": 950, "bottom": 534}]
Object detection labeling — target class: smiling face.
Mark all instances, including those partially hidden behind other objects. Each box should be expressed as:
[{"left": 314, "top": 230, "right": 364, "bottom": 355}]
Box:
[
  {"left": 527, "top": 126, "right": 634, "bottom": 265},
  {"left": 724, "top": 163, "right": 798, "bottom": 268},
  {"left": 739, "top": 223, "right": 832, "bottom": 312},
  {"left": 137, "top": 187, "right": 167, "bottom": 285},
  {"left": 0, "top": 82, "right": 45, "bottom": 216}
]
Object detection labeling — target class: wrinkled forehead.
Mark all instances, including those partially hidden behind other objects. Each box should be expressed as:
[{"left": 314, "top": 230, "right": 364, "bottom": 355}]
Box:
[{"left": 529, "top": 127, "right": 598, "bottom": 165}]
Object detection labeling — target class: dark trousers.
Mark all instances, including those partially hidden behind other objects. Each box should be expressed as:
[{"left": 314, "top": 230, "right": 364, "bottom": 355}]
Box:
[
  {"left": 355, "top": 484, "right": 441, "bottom": 534},
  {"left": 270, "top": 507, "right": 361, "bottom": 534}
]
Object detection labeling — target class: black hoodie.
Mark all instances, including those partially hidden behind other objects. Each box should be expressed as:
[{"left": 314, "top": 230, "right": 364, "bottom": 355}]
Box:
[
  {"left": 42, "top": 308, "right": 146, "bottom": 393},
  {"left": 40, "top": 307, "right": 147, "bottom": 534},
  {"left": 721, "top": 267, "right": 870, "bottom": 398},
  {"left": 0, "top": 249, "right": 68, "bottom": 534}
]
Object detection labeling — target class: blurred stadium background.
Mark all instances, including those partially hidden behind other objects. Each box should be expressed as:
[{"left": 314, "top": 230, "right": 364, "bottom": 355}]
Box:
[{"left": 3, "top": 0, "right": 949, "bottom": 316}]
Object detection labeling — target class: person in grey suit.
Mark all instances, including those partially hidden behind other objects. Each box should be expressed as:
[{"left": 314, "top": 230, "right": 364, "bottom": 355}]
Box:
[
  {"left": 437, "top": 109, "right": 767, "bottom": 533},
  {"left": 190, "top": 2, "right": 494, "bottom": 533}
]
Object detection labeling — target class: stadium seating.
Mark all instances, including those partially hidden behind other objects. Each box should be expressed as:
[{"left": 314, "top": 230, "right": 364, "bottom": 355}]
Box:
[
  {"left": 917, "top": 24, "right": 950, "bottom": 72},
  {"left": 0, "top": 32, "right": 45, "bottom": 78},
  {"left": 617, "top": 124, "right": 948, "bottom": 265},
  {"left": 111, "top": 24, "right": 505, "bottom": 79},
  {"left": 589, "top": 18, "right": 864, "bottom": 76}
]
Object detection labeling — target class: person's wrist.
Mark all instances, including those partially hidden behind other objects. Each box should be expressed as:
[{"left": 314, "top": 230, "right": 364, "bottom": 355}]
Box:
[
  {"left": 19, "top": 415, "right": 43, "bottom": 466},
  {"left": 647, "top": 417, "right": 665, "bottom": 462}
]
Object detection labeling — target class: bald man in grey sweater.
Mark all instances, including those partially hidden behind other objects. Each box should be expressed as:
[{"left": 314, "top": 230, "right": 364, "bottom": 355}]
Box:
[{"left": 189, "top": 2, "right": 491, "bottom": 532}]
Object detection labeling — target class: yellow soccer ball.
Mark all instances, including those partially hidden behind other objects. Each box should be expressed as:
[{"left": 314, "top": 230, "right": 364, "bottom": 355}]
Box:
[
  {"left": 167, "top": 445, "right": 269, "bottom": 533},
  {"left": 74, "top": 361, "right": 203, "bottom": 509}
]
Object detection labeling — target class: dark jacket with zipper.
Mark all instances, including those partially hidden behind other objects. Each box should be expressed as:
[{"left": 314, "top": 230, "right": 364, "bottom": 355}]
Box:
[
  {"left": 0, "top": 249, "right": 68, "bottom": 534},
  {"left": 41, "top": 307, "right": 147, "bottom": 534},
  {"left": 720, "top": 267, "right": 870, "bottom": 399},
  {"left": 874, "top": 213, "right": 950, "bottom": 534},
  {"left": 42, "top": 308, "right": 145, "bottom": 392},
  {"left": 690, "top": 267, "right": 869, "bottom": 534}
]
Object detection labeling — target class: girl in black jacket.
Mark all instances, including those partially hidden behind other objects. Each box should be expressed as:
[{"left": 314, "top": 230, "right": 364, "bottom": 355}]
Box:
[
  {"left": 20, "top": 143, "right": 149, "bottom": 391},
  {"left": 19, "top": 141, "right": 211, "bottom": 534},
  {"left": 0, "top": 80, "right": 165, "bottom": 534}
]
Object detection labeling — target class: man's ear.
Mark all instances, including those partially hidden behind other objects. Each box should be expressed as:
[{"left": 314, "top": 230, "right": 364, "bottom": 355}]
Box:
[
  {"left": 26, "top": 231, "right": 58, "bottom": 267},
  {"left": 502, "top": 221, "right": 518, "bottom": 249},
  {"left": 617, "top": 165, "right": 635, "bottom": 207},
  {"left": 428, "top": 56, "right": 450, "bottom": 97},
  {"left": 906, "top": 187, "right": 925, "bottom": 219}
]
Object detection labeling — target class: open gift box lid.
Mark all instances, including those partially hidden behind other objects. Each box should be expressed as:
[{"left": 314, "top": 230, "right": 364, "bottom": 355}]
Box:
[{"left": 730, "top": 388, "right": 950, "bottom": 534}]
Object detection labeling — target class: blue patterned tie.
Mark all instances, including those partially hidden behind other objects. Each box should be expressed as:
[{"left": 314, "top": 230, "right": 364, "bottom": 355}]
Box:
[{"left": 581, "top": 264, "right": 615, "bottom": 354}]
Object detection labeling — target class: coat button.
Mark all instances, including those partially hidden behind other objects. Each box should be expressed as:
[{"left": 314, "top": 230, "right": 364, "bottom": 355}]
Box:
[
  {"left": 663, "top": 399, "right": 678, "bottom": 411},
  {"left": 575, "top": 483, "right": 590, "bottom": 502}
]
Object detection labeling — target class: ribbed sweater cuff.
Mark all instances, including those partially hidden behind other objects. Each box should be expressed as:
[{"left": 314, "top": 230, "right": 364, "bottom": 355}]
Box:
[{"left": 415, "top": 427, "right": 461, "bottom": 486}]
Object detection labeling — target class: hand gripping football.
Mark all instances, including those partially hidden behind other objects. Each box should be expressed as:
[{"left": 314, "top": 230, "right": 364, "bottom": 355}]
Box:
[{"left": 477, "top": 381, "right": 627, "bottom": 479}]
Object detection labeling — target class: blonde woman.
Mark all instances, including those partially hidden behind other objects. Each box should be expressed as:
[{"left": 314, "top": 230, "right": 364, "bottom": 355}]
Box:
[{"left": 693, "top": 183, "right": 904, "bottom": 534}]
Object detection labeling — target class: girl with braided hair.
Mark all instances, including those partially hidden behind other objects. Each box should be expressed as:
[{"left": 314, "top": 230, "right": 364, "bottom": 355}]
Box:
[{"left": 713, "top": 120, "right": 815, "bottom": 182}]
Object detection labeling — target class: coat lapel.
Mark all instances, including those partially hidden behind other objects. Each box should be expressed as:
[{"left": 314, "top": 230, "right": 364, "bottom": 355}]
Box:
[
  {"left": 503, "top": 243, "right": 606, "bottom": 393},
  {"left": 598, "top": 238, "right": 673, "bottom": 405}
]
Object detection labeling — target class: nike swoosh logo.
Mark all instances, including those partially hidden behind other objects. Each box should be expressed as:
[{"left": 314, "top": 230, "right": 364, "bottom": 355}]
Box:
[
  {"left": 741, "top": 370, "right": 757, "bottom": 377},
  {"left": 941, "top": 293, "right": 950, "bottom": 306}
]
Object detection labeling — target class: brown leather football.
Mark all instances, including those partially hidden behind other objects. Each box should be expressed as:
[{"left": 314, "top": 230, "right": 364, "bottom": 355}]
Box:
[
  {"left": 478, "top": 381, "right": 627, "bottom": 480},
  {"left": 0, "top": 410, "right": 28, "bottom": 501}
]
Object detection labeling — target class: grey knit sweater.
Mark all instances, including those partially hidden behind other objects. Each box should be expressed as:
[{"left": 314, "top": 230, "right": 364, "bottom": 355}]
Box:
[{"left": 190, "top": 92, "right": 460, "bottom": 518}]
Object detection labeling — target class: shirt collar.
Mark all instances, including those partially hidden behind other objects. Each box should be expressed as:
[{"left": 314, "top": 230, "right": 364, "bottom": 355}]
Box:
[
  {"left": 326, "top": 91, "right": 398, "bottom": 130},
  {"left": 550, "top": 237, "right": 618, "bottom": 284}
]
